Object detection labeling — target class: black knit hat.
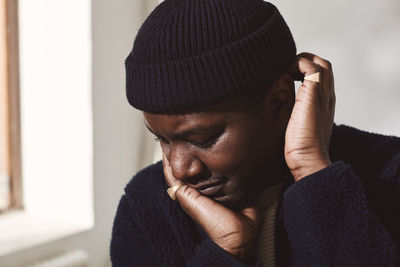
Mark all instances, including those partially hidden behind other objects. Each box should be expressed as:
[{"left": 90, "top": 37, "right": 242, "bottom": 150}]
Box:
[{"left": 126, "top": 0, "right": 296, "bottom": 114}]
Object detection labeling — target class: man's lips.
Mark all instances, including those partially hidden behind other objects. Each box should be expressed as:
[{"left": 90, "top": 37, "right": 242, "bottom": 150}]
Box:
[
  {"left": 198, "top": 183, "right": 224, "bottom": 197},
  {"left": 190, "top": 179, "right": 225, "bottom": 197}
]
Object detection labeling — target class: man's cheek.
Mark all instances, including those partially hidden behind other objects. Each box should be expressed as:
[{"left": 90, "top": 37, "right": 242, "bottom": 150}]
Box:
[{"left": 209, "top": 148, "right": 253, "bottom": 178}]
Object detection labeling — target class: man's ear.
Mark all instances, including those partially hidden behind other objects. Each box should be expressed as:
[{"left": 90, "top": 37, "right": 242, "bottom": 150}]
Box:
[{"left": 263, "top": 73, "right": 295, "bottom": 126}]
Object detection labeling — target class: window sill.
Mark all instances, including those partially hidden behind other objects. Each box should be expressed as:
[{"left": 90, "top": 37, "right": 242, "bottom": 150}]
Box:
[{"left": 0, "top": 210, "right": 93, "bottom": 257}]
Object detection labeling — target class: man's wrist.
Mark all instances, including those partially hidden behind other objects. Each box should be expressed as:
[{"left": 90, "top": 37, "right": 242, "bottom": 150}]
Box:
[
  {"left": 221, "top": 244, "right": 257, "bottom": 265},
  {"left": 291, "top": 159, "right": 331, "bottom": 182}
]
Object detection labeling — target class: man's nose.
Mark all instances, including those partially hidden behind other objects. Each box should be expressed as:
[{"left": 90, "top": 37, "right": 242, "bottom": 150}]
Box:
[{"left": 169, "top": 145, "right": 204, "bottom": 182}]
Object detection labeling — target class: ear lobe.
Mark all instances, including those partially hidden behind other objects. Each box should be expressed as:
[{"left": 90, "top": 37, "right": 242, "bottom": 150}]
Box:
[{"left": 266, "top": 73, "right": 295, "bottom": 124}]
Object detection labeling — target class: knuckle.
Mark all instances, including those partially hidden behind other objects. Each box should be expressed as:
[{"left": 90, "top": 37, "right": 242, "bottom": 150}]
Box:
[
  {"left": 193, "top": 193, "right": 203, "bottom": 202},
  {"left": 306, "top": 62, "right": 321, "bottom": 74},
  {"left": 324, "top": 60, "right": 332, "bottom": 69},
  {"left": 182, "top": 186, "right": 199, "bottom": 200},
  {"left": 314, "top": 63, "right": 322, "bottom": 73},
  {"left": 181, "top": 185, "right": 191, "bottom": 196},
  {"left": 186, "top": 189, "right": 193, "bottom": 198}
]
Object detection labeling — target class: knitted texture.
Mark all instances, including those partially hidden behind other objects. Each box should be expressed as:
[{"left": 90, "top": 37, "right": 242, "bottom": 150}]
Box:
[{"left": 125, "top": 0, "right": 296, "bottom": 113}]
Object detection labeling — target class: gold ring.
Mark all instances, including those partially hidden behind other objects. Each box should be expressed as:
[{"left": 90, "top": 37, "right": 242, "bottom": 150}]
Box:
[
  {"left": 167, "top": 181, "right": 185, "bottom": 200},
  {"left": 304, "top": 72, "right": 320, "bottom": 83}
]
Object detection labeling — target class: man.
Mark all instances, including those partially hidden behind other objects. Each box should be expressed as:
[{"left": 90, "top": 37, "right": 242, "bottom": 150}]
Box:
[{"left": 110, "top": 0, "right": 400, "bottom": 266}]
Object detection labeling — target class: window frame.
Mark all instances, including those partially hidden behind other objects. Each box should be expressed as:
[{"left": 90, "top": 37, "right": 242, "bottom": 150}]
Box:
[{"left": 0, "top": 0, "right": 22, "bottom": 212}]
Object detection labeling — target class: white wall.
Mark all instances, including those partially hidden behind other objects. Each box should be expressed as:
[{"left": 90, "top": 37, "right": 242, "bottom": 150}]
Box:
[
  {"left": 0, "top": 0, "right": 158, "bottom": 266},
  {"left": 272, "top": 0, "right": 400, "bottom": 136}
]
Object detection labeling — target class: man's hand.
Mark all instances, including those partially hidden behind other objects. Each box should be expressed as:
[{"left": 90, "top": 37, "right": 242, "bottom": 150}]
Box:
[
  {"left": 162, "top": 153, "right": 264, "bottom": 264},
  {"left": 285, "top": 53, "right": 336, "bottom": 181}
]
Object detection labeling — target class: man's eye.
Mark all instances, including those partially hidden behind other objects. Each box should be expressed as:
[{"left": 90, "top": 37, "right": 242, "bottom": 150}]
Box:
[
  {"left": 154, "top": 136, "right": 169, "bottom": 144},
  {"left": 191, "top": 135, "right": 219, "bottom": 149},
  {"left": 191, "top": 129, "right": 224, "bottom": 149}
]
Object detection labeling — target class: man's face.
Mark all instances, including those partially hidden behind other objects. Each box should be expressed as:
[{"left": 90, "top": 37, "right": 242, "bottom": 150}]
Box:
[{"left": 144, "top": 95, "right": 290, "bottom": 211}]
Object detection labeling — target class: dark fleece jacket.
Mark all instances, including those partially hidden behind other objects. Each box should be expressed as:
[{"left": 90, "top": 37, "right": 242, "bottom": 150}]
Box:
[{"left": 110, "top": 125, "right": 400, "bottom": 266}]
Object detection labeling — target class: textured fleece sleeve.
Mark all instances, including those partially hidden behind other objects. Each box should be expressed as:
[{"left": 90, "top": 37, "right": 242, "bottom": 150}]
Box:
[
  {"left": 283, "top": 161, "right": 400, "bottom": 267},
  {"left": 110, "top": 193, "right": 186, "bottom": 266},
  {"left": 186, "top": 237, "right": 258, "bottom": 267}
]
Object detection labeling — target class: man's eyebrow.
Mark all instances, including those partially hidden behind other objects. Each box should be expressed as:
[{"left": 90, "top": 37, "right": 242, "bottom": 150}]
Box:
[{"left": 144, "top": 121, "right": 219, "bottom": 140}]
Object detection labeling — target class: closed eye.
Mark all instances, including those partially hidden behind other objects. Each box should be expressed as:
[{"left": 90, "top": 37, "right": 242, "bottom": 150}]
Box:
[
  {"left": 154, "top": 135, "right": 169, "bottom": 144},
  {"left": 154, "top": 134, "right": 218, "bottom": 149},
  {"left": 190, "top": 130, "right": 223, "bottom": 149}
]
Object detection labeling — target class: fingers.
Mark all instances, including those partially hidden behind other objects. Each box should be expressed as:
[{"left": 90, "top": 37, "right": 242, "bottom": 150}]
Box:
[
  {"left": 299, "top": 53, "right": 336, "bottom": 116},
  {"left": 162, "top": 152, "right": 180, "bottom": 187},
  {"left": 288, "top": 58, "right": 322, "bottom": 110},
  {"left": 162, "top": 152, "right": 240, "bottom": 236},
  {"left": 289, "top": 57, "right": 321, "bottom": 78},
  {"left": 292, "top": 52, "right": 335, "bottom": 94},
  {"left": 298, "top": 52, "right": 335, "bottom": 95},
  {"left": 288, "top": 56, "right": 322, "bottom": 104},
  {"left": 288, "top": 55, "right": 321, "bottom": 83},
  {"left": 288, "top": 53, "right": 335, "bottom": 110},
  {"left": 297, "top": 52, "right": 332, "bottom": 70},
  {"left": 176, "top": 184, "right": 238, "bottom": 231}
]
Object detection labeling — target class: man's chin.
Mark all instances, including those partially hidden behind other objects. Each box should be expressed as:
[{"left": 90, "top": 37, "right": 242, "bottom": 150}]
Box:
[{"left": 214, "top": 194, "right": 253, "bottom": 212}]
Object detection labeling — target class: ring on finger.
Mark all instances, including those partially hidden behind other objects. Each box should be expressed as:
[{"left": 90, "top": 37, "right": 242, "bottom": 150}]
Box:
[
  {"left": 167, "top": 181, "right": 185, "bottom": 200},
  {"left": 304, "top": 72, "right": 320, "bottom": 83}
]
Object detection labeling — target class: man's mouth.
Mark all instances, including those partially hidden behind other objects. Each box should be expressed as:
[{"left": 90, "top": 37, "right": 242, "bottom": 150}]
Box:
[
  {"left": 198, "top": 183, "right": 224, "bottom": 197},
  {"left": 191, "top": 179, "right": 226, "bottom": 198}
]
